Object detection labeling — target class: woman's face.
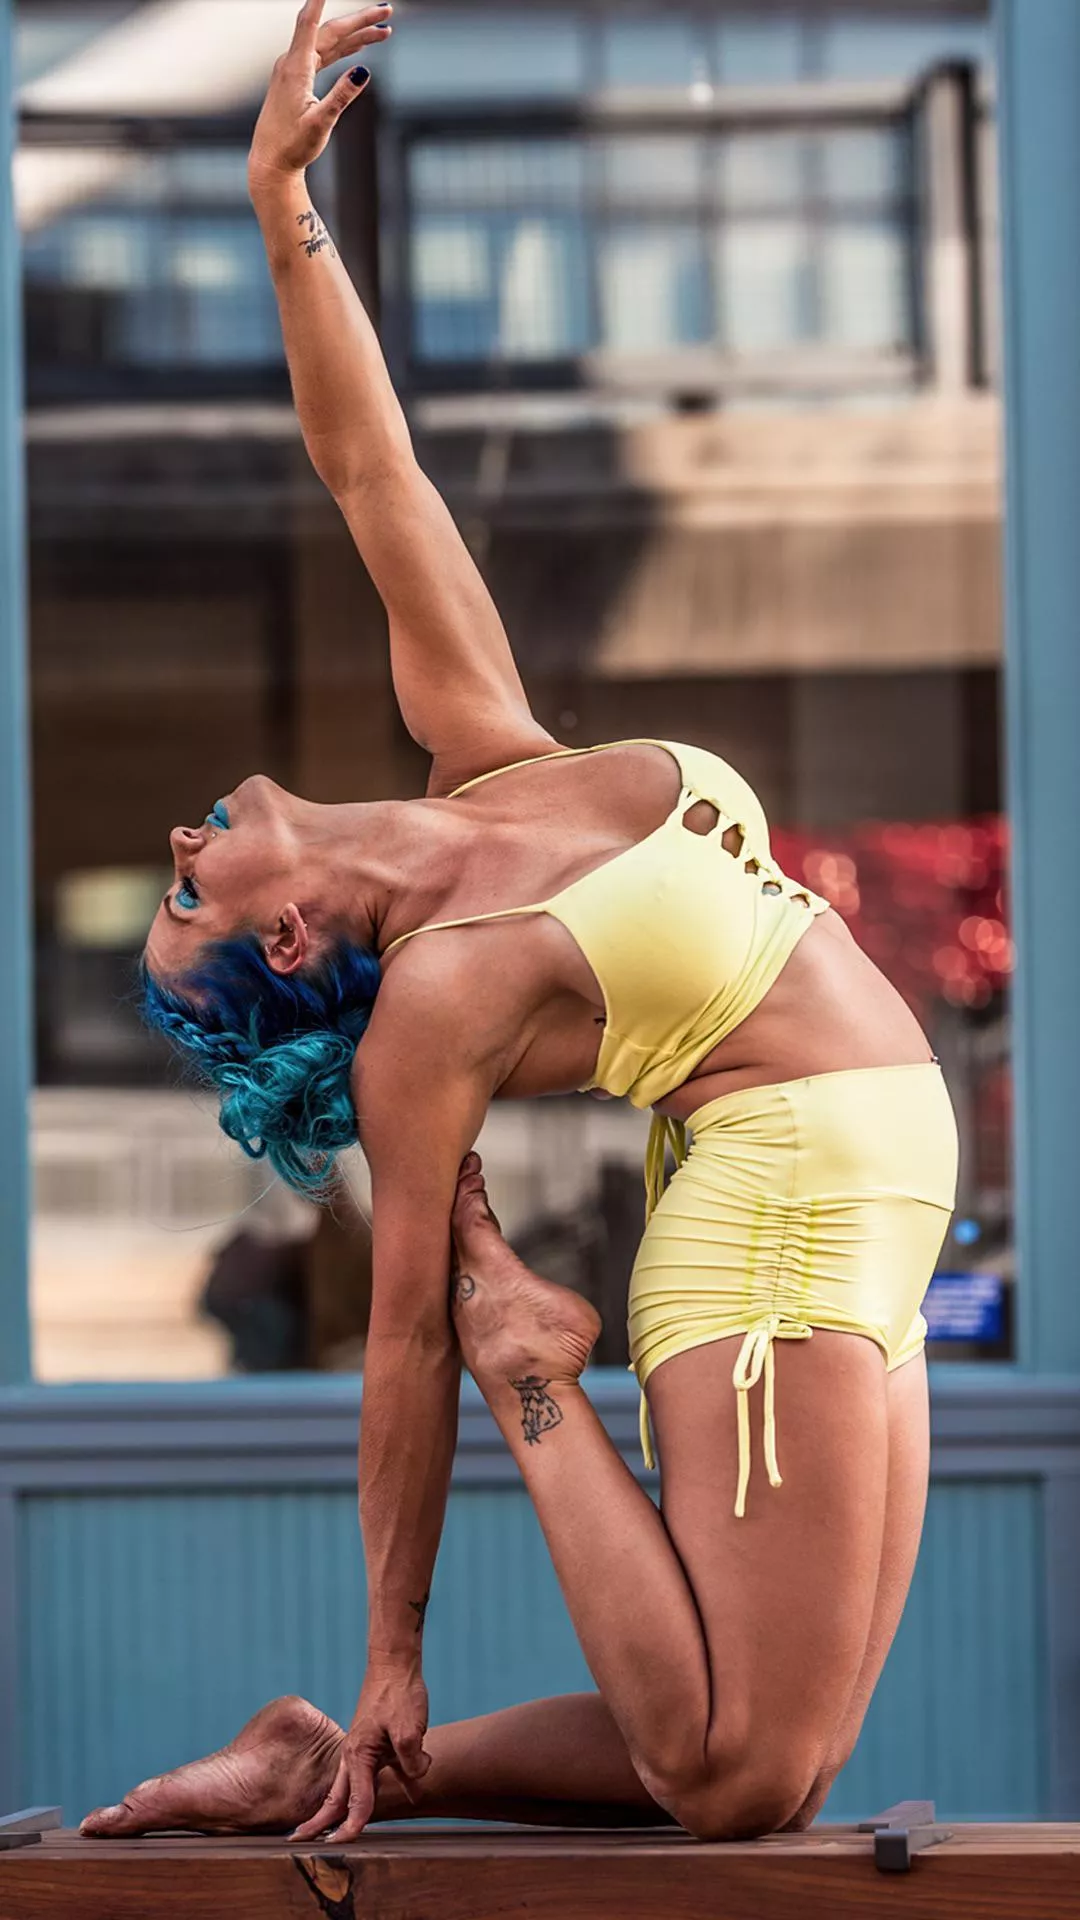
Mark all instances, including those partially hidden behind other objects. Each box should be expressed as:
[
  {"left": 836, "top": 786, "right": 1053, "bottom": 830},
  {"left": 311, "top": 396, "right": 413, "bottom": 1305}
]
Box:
[{"left": 145, "top": 775, "right": 305, "bottom": 982}]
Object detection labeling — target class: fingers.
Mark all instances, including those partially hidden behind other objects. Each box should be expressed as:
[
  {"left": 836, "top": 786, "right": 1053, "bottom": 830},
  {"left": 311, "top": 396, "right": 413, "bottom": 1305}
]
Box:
[
  {"left": 290, "top": 0, "right": 326, "bottom": 56},
  {"left": 391, "top": 1733, "right": 432, "bottom": 1804},
  {"left": 318, "top": 23, "right": 391, "bottom": 72},
  {"left": 317, "top": 62, "right": 373, "bottom": 129},
  {"left": 317, "top": 3, "right": 392, "bottom": 69},
  {"left": 325, "top": 1763, "right": 377, "bottom": 1843},
  {"left": 290, "top": 1756, "right": 350, "bottom": 1841}
]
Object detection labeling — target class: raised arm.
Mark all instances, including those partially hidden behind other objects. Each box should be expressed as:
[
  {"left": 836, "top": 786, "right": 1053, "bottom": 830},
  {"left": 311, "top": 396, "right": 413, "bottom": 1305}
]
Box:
[
  {"left": 248, "top": 3, "right": 558, "bottom": 790},
  {"left": 293, "top": 959, "right": 499, "bottom": 1841}
]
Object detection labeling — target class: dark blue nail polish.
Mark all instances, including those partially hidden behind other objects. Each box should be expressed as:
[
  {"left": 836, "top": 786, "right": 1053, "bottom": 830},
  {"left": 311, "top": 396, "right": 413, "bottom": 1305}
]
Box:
[{"left": 350, "top": 66, "right": 370, "bottom": 85}]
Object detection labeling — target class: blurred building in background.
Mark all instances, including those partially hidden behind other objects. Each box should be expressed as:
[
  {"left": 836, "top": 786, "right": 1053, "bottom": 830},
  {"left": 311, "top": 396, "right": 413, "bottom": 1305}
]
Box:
[
  {"left": 12, "top": 0, "right": 1080, "bottom": 1833},
  {"left": 16, "top": 0, "right": 1009, "bottom": 1379}
]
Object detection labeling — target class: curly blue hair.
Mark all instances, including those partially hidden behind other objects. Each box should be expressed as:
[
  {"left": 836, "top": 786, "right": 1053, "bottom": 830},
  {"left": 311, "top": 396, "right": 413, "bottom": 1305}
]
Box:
[{"left": 139, "top": 935, "right": 382, "bottom": 1197}]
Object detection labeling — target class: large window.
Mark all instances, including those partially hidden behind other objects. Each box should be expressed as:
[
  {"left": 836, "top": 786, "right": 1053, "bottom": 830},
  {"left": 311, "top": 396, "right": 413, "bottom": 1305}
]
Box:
[
  {"left": 406, "top": 121, "right": 915, "bottom": 373},
  {"left": 21, "top": 141, "right": 284, "bottom": 401},
  {"left": 20, "top": 0, "right": 1007, "bottom": 1381}
]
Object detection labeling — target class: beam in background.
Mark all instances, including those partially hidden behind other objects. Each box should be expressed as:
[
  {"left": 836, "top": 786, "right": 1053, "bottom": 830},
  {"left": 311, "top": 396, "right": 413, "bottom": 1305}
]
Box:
[
  {"left": 996, "top": 0, "right": 1080, "bottom": 1374},
  {"left": 0, "top": 0, "right": 31, "bottom": 1384}
]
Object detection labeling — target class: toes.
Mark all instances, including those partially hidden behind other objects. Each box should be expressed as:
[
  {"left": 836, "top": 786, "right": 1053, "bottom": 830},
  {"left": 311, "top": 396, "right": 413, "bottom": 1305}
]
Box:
[
  {"left": 81, "top": 1797, "right": 148, "bottom": 1838},
  {"left": 453, "top": 1172, "right": 489, "bottom": 1219}
]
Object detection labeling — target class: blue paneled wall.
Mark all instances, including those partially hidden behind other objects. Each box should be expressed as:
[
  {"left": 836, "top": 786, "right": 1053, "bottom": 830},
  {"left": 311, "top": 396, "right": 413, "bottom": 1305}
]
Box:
[{"left": 5, "top": 1378, "right": 1058, "bottom": 1826}]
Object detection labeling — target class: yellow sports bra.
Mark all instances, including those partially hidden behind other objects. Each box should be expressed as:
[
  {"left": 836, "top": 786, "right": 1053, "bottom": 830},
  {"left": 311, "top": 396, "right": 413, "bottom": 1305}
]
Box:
[{"left": 383, "top": 738, "right": 829, "bottom": 1108}]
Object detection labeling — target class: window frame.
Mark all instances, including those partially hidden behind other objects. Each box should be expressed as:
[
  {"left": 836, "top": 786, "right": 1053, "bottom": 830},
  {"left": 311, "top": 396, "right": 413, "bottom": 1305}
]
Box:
[{"left": 383, "top": 84, "right": 926, "bottom": 401}]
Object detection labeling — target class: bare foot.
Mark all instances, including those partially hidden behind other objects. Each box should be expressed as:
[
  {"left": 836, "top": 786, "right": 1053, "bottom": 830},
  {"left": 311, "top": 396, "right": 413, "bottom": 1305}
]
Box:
[
  {"left": 451, "top": 1154, "right": 601, "bottom": 1394},
  {"left": 80, "top": 1695, "right": 343, "bottom": 1837}
]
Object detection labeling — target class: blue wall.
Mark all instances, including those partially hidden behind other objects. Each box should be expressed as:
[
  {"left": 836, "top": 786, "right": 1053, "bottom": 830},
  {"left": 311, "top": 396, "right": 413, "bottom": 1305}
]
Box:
[
  {"left": 2, "top": 1374, "right": 1070, "bottom": 1826},
  {"left": 15, "top": 1476, "right": 1046, "bottom": 1825}
]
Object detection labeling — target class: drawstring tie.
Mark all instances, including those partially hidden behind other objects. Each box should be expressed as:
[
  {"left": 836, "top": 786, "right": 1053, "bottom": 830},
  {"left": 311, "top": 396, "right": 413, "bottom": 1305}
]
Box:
[
  {"left": 731, "top": 1315, "right": 814, "bottom": 1518},
  {"left": 644, "top": 1113, "right": 687, "bottom": 1222},
  {"left": 637, "top": 1113, "right": 814, "bottom": 1516},
  {"left": 638, "top": 1115, "right": 688, "bottom": 1471}
]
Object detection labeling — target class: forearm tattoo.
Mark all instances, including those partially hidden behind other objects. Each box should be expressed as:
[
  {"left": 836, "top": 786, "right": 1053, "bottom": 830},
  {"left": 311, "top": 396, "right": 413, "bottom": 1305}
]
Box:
[
  {"left": 510, "top": 1375, "right": 564, "bottom": 1445},
  {"left": 408, "top": 1590, "right": 430, "bottom": 1634},
  {"left": 297, "top": 208, "right": 336, "bottom": 260}
]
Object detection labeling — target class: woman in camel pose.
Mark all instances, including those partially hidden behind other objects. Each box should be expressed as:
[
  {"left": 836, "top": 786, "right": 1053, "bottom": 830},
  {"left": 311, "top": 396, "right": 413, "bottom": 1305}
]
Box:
[{"left": 83, "top": 2, "right": 956, "bottom": 1845}]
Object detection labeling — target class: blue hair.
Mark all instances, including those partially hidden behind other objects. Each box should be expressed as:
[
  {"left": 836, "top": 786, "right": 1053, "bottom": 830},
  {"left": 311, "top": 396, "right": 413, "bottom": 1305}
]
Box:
[{"left": 139, "top": 935, "right": 382, "bottom": 1197}]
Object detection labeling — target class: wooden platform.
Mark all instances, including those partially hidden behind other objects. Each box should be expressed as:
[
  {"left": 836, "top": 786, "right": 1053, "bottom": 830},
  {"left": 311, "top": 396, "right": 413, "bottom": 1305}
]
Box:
[{"left": 1, "top": 1823, "right": 1079, "bottom": 1919}]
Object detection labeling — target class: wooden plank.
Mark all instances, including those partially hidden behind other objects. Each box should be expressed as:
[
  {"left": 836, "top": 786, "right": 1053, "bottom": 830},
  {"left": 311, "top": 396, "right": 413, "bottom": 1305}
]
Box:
[{"left": 1, "top": 1827, "right": 1079, "bottom": 1920}]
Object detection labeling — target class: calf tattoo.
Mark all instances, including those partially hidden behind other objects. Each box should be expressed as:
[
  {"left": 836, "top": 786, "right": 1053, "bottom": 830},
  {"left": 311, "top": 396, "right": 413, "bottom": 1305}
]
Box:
[
  {"left": 409, "top": 1590, "right": 430, "bottom": 1634},
  {"left": 297, "top": 209, "right": 336, "bottom": 260},
  {"left": 510, "top": 1375, "right": 564, "bottom": 1445}
]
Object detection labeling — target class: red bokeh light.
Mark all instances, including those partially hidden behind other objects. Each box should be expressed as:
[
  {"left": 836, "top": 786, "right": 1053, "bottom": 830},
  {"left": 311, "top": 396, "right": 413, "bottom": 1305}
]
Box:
[{"left": 773, "top": 816, "right": 1011, "bottom": 1019}]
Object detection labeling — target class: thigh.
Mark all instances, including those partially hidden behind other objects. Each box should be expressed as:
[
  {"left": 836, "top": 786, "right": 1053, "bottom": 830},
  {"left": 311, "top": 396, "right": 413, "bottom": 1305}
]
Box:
[
  {"left": 817, "top": 1349, "right": 929, "bottom": 1776},
  {"left": 647, "top": 1328, "right": 890, "bottom": 1775}
]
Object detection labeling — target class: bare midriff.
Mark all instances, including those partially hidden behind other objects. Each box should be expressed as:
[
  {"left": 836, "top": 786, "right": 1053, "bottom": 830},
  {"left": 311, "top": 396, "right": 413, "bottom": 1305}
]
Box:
[
  {"left": 484, "top": 904, "right": 931, "bottom": 1113},
  {"left": 653, "top": 909, "right": 933, "bottom": 1124}
]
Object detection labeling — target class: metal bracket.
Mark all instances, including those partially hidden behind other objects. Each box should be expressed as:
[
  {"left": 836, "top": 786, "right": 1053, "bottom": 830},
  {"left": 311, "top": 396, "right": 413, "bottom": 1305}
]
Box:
[
  {"left": 0, "top": 1808, "right": 62, "bottom": 1852},
  {"left": 858, "top": 1798, "right": 953, "bottom": 1873}
]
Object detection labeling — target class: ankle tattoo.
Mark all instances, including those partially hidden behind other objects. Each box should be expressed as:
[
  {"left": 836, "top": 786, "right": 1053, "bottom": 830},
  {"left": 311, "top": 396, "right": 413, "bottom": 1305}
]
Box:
[{"left": 510, "top": 1375, "right": 564, "bottom": 1445}]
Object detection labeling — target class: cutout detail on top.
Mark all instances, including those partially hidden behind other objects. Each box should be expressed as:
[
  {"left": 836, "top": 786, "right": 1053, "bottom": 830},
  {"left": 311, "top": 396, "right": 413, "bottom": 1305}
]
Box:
[
  {"left": 679, "top": 800, "right": 807, "bottom": 905},
  {"left": 682, "top": 798, "right": 722, "bottom": 839}
]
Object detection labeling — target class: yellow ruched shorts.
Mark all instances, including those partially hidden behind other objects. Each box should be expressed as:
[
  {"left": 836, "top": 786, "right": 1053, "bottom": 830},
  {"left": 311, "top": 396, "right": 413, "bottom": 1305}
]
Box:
[{"left": 630, "top": 1063, "right": 959, "bottom": 1517}]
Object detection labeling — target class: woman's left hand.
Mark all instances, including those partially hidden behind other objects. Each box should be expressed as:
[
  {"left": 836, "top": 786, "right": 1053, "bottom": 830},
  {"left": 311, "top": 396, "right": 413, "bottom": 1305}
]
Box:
[
  {"left": 290, "top": 1654, "right": 431, "bottom": 1841},
  {"left": 249, "top": 1, "right": 392, "bottom": 187}
]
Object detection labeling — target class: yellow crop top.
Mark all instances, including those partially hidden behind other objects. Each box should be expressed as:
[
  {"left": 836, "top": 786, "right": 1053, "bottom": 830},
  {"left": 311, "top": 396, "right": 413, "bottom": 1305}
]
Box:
[{"left": 383, "top": 738, "right": 830, "bottom": 1105}]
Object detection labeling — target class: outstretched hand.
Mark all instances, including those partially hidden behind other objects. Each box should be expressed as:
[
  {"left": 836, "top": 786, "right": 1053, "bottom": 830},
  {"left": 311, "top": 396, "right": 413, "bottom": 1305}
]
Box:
[
  {"left": 290, "top": 1655, "right": 431, "bottom": 1842},
  {"left": 249, "top": 1, "right": 392, "bottom": 186}
]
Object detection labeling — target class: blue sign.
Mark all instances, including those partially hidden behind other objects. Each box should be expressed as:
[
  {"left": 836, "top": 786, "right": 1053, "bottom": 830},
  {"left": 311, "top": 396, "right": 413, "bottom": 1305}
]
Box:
[{"left": 924, "top": 1272, "right": 1006, "bottom": 1343}]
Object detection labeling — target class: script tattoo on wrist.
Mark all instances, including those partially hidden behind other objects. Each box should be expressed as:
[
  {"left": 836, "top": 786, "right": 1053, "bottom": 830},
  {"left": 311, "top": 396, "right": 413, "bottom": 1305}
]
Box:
[
  {"left": 408, "top": 1590, "right": 430, "bottom": 1634},
  {"left": 297, "top": 209, "right": 336, "bottom": 260},
  {"left": 510, "top": 1375, "right": 563, "bottom": 1446}
]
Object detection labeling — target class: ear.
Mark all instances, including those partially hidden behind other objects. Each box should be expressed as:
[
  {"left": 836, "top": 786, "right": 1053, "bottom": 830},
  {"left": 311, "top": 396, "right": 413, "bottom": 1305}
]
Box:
[{"left": 264, "top": 904, "right": 310, "bottom": 977}]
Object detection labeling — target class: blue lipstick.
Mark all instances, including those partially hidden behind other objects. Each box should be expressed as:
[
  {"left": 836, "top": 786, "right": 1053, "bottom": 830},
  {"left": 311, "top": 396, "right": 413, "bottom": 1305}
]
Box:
[{"left": 206, "top": 800, "right": 230, "bottom": 831}]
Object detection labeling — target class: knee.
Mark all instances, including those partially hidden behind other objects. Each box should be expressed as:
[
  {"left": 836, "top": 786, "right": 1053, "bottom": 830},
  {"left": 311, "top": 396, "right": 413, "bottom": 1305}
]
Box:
[{"left": 654, "top": 1744, "right": 821, "bottom": 1844}]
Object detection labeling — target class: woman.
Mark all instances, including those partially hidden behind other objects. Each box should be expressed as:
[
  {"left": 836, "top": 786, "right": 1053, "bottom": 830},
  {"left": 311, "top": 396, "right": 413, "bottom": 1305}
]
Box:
[{"left": 83, "top": 2, "right": 957, "bottom": 1846}]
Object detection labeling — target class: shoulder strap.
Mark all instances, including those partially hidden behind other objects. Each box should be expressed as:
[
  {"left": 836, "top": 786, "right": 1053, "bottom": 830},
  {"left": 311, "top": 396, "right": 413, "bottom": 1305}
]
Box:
[
  {"left": 387, "top": 738, "right": 691, "bottom": 958},
  {"left": 383, "top": 900, "right": 549, "bottom": 961},
  {"left": 448, "top": 737, "right": 679, "bottom": 800},
  {"left": 448, "top": 747, "right": 581, "bottom": 800}
]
